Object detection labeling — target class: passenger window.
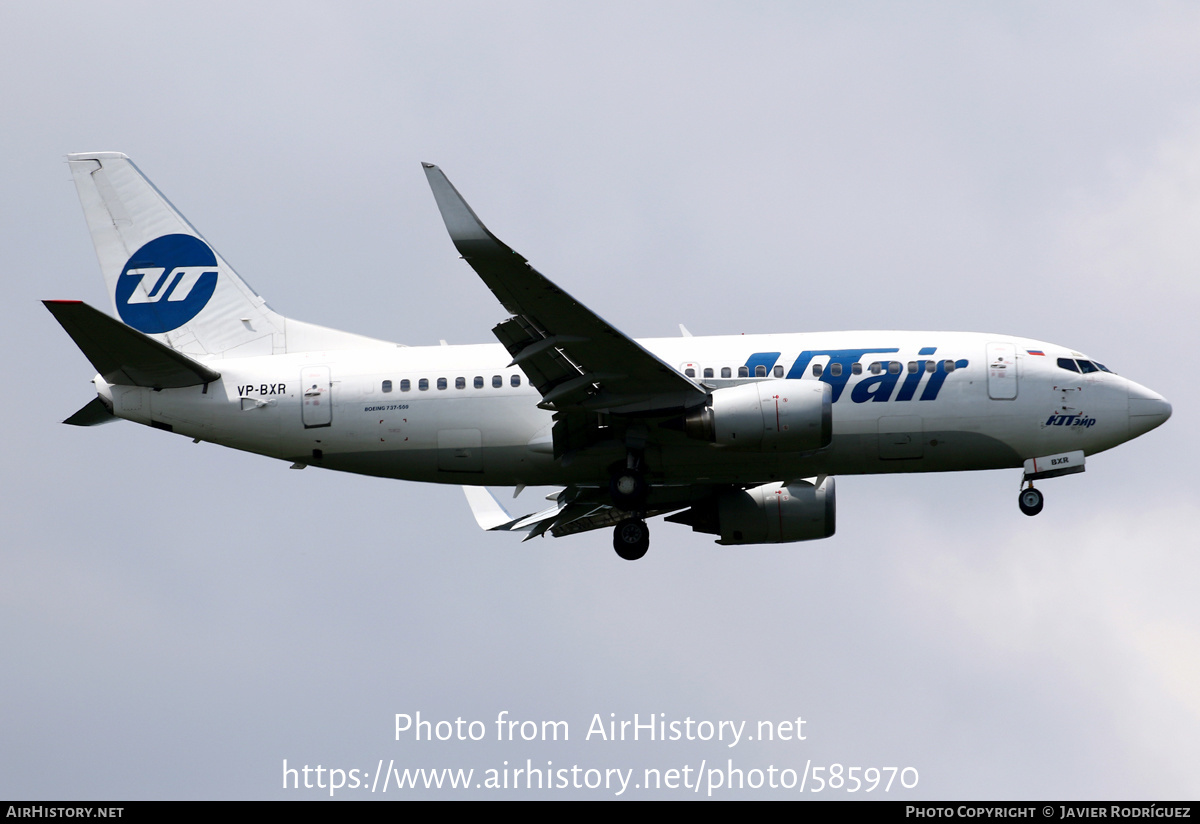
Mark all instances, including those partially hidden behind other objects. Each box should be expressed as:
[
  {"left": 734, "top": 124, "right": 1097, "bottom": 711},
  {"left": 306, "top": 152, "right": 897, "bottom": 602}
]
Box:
[
  {"left": 401, "top": 379, "right": 411, "bottom": 391},
  {"left": 437, "top": 377, "right": 448, "bottom": 390},
  {"left": 926, "top": 361, "right": 936, "bottom": 373},
  {"left": 943, "top": 361, "right": 955, "bottom": 373},
  {"left": 852, "top": 363, "right": 862, "bottom": 375},
  {"left": 888, "top": 362, "right": 901, "bottom": 375},
  {"left": 1057, "top": 358, "right": 1080, "bottom": 373},
  {"left": 870, "top": 362, "right": 882, "bottom": 375},
  {"left": 755, "top": 365, "right": 766, "bottom": 377},
  {"left": 907, "top": 361, "right": 917, "bottom": 373},
  {"left": 704, "top": 367, "right": 714, "bottom": 379},
  {"left": 419, "top": 378, "right": 429, "bottom": 391},
  {"left": 382, "top": 380, "right": 392, "bottom": 393},
  {"left": 474, "top": 376, "right": 484, "bottom": 389},
  {"left": 773, "top": 365, "right": 784, "bottom": 378},
  {"left": 492, "top": 375, "right": 502, "bottom": 388},
  {"left": 829, "top": 363, "right": 842, "bottom": 377},
  {"left": 738, "top": 366, "right": 749, "bottom": 377},
  {"left": 511, "top": 374, "right": 521, "bottom": 387},
  {"left": 685, "top": 367, "right": 696, "bottom": 378},
  {"left": 721, "top": 367, "right": 732, "bottom": 379},
  {"left": 812, "top": 364, "right": 823, "bottom": 377}
]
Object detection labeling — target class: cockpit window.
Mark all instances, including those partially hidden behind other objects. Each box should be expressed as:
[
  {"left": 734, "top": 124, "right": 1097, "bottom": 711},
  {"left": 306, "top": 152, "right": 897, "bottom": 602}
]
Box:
[
  {"left": 1076, "top": 360, "right": 1099, "bottom": 374},
  {"left": 1057, "top": 358, "right": 1080, "bottom": 373}
]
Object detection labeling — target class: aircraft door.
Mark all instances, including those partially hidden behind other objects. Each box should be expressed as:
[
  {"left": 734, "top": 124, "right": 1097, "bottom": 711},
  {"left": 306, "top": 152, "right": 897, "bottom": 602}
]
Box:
[
  {"left": 986, "top": 342, "right": 1018, "bottom": 400},
  {"left": 301, "top": 366, "right": 332, "bottom": 428}
]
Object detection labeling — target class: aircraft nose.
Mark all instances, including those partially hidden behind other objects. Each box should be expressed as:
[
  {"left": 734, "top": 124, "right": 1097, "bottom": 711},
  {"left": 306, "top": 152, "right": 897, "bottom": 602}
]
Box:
[{"left": 1127, "top": 380, "right": 1172, "bottom": 437}]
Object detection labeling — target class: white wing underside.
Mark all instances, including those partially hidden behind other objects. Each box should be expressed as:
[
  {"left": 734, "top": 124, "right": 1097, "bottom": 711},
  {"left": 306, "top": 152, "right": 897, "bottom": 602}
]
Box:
[{"left": 461, "top": 486, "right": 679, "bottom": 541}]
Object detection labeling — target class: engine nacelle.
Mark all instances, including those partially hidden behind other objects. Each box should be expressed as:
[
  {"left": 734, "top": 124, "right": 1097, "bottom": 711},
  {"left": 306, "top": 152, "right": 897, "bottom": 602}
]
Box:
[
  {"left": 684, "top": 380, "right": 831, "bottom": 452},
  {"left": 667, "top": 479, "right": 836, "bottom": 545}
]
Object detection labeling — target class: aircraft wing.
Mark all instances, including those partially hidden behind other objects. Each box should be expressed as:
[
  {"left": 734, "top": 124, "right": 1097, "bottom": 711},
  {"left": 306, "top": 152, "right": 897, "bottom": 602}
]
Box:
[
  {"left": 423, "top": 165, "right": 707, "bottom": 417},
  {"left": 462, "top": 486, "right": 686, "bottom": 540}
]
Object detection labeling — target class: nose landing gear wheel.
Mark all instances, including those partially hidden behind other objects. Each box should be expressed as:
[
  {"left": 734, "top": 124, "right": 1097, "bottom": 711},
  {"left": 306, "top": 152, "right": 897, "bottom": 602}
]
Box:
[
  {"left": 613, "top": 518, "right": 650, "bottom": 561},
  {"left": 1018, "top": 486, "right": 1044, "bottom": 516}
]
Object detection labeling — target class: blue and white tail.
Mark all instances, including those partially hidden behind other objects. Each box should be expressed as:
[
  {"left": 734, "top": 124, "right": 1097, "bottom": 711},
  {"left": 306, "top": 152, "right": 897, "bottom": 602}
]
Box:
[{"left": 68, "top": 152, "right": 394, "bottom": 357}]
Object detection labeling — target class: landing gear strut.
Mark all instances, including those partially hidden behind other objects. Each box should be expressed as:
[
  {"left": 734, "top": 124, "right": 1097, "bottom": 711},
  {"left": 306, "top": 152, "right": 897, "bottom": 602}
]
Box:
[
  {"left": 1018, "top": 485, "right": 1044, "bottom": 517},
  {"left": 611, "top": 449, "right": 649, "bottom": 560},
  {"left": 613, "top": 517, "right": 650, "bottom": 561},
  {"left": 609, "top": 455, "right": 648, "bottom": 510}
]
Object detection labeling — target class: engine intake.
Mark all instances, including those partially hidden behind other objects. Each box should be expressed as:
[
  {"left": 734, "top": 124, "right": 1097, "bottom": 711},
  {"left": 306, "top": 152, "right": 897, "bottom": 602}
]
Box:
[
  {"left": 667, "top": 478, "right": 836, "bottom": 544},
  {"left": 684, "top": 380, "right": 831, "bottom": 452}
]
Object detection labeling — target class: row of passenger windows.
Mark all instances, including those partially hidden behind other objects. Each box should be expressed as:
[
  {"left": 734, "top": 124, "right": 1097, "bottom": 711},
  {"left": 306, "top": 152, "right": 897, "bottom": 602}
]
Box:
[
  {"left": 381, "top": 374, "right": 523, "bottom": 393},
  {"left": 685, "top": 365, "right": 787, "bottom": 379},
  {"left": 682, "top": 360, "right": 958, "bottom": 380},
  {"left": 1057, "top": 357, "right": 1112, "bottom": 375}
]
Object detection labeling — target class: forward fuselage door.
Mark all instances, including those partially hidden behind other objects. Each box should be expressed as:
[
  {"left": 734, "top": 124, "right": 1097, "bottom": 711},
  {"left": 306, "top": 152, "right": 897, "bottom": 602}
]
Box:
[
  {"left": 986, "top": 342, "right": 1018, "bottom": 400},
  {"left": 301, "top": 366, "right": 333, "bottom": 428}
]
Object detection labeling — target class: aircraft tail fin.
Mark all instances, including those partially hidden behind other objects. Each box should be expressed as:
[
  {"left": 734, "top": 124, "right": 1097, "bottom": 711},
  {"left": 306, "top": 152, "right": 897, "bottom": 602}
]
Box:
[
  {"left": 44, "top": 299, "right": 220, "bottom": 389},
  {"left": 67, "top": 152, "right": 397, "bottom": 357}
]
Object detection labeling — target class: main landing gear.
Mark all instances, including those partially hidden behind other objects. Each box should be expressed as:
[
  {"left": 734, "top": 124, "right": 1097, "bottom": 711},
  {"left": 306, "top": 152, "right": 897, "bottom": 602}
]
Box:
[
  {"left": 613, "top": 517, "right": 650, "bottom": 561},
  {"left": 1018, "top": 484, "right": 1044, "bottom": 517},
  {"left": 611, "top": 452, "right": 650, "bottom": 561},
  {"left": 609, "top": 468, "right": 648, "bottom": 510}
]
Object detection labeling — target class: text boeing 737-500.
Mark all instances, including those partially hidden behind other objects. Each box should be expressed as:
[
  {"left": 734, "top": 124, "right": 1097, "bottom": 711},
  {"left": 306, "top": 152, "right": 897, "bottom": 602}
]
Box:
[{"left": 46, "top": 153, "right": 1171, "bottom": 560}]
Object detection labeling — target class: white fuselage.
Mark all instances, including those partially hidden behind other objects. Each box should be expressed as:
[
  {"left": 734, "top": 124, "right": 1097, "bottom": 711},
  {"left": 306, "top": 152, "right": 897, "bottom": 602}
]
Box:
[{"left": 95, "top": 330, "right": 1165, "bottom": 489}]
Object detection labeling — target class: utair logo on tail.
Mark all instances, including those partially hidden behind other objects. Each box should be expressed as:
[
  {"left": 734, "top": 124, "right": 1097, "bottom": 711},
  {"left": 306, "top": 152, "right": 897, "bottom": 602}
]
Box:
[
  {"left": 46, "top": 152, "right": 1173, "bottom": 562},
  {"left": 116, "top": 234, "right": 219, "bottom": 334}
]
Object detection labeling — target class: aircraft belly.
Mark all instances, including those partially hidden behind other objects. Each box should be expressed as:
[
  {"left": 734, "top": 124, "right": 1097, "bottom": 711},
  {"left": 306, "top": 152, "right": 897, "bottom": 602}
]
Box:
[
  {"left": 312, "top": 445, "right": 577, "bottom": 485},
  {"left": 648, "top": 428, "right": 1022, "bottom": 483}
]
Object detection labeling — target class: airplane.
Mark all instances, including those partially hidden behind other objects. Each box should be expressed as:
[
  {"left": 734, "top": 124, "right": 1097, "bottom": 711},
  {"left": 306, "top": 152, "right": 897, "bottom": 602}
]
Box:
[{"left": 46, "top": 152, "right": 1172, "bottom": 560}]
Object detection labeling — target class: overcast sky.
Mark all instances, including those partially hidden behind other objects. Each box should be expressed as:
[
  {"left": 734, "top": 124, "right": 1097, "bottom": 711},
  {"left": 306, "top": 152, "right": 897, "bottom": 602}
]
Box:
[{"left": 2, "top": 1, "right": 1198, "bottom": 799}]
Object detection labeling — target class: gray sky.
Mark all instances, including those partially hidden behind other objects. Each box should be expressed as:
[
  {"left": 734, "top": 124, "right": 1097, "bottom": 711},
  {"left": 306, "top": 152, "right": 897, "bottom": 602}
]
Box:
[{"left": 2, "top": 1, "right": 1197, "bottom": 799}]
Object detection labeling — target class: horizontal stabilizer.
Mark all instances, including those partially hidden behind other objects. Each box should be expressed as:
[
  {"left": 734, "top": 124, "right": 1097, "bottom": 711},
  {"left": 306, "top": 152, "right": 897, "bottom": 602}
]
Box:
[
  {"left": 44, "top": 300, "right": 221, "bottom": 388},
  {"left": 63, "top": 397, "right": 118, "bottom": 426}
]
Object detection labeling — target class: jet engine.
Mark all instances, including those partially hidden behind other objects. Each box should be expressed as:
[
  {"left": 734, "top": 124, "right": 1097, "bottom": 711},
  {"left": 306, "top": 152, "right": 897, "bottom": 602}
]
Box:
[
  {"left": 666, "top": 478, "right": 836, "bottom": 544},
  {"left": 683, "top": 380, "right": 831, "bottom": 452}
]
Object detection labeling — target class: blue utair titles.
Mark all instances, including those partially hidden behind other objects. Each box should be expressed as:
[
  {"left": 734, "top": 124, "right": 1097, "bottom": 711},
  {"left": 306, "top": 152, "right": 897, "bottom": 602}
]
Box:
[{"left": 744, "top": 347, "right": 970, "bottom": 404}]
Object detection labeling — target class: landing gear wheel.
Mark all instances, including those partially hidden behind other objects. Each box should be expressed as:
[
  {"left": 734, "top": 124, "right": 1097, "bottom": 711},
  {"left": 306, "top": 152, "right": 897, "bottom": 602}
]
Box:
[
  {"left": 613, "top": 518, "right": 650, "bottom": 561},
  {"left": 609, "top": 470, "right": 648, "bottom": 510},
  {"left": 1018, "top": 486, "right": 1044, "bottom": 517}
]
